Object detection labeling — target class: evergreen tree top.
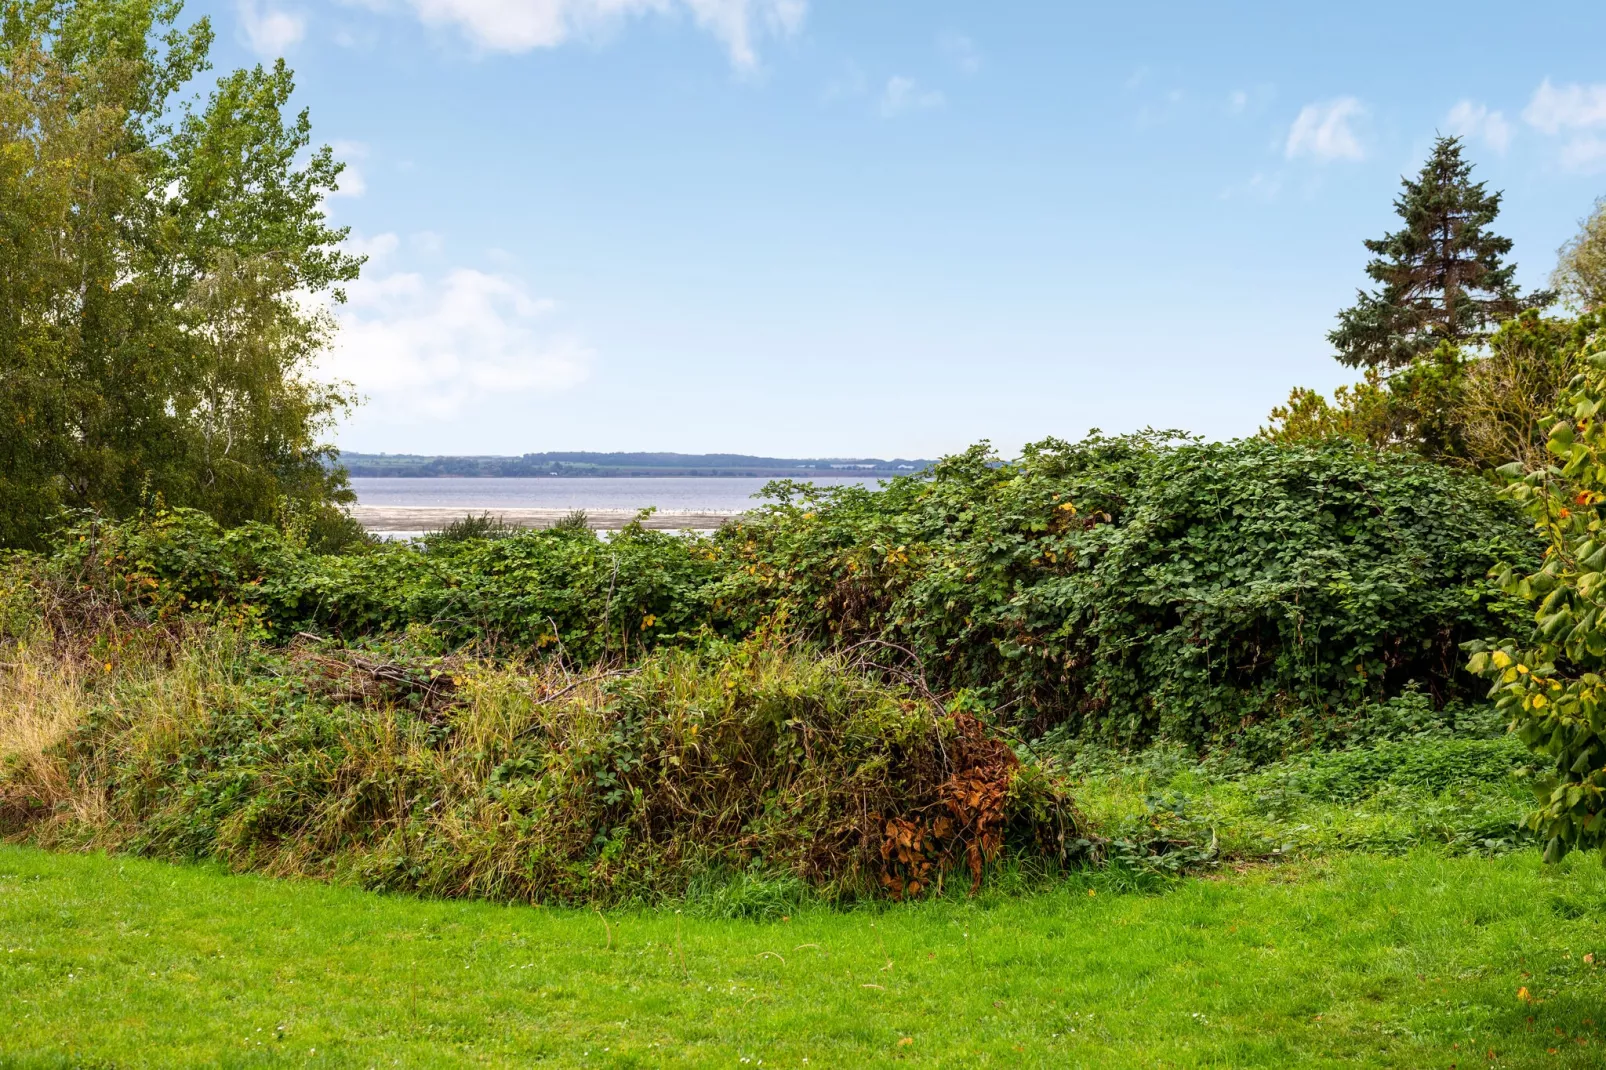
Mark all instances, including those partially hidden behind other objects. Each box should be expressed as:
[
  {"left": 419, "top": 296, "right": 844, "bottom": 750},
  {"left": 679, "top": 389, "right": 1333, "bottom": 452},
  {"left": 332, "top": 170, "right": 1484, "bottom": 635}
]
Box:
[{"left": 1330, "top": 135, "right": 1545, "bottom": 370}]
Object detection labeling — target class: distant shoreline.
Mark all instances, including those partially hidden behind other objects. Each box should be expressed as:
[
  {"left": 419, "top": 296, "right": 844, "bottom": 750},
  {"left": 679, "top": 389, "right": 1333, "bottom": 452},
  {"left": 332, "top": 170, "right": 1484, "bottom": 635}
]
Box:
[
  {"left": 336, "top": 451, "right": 933, "bottom": 480},
  {"left": 352, "top": 505, "right": 742, "bottom": 532}
]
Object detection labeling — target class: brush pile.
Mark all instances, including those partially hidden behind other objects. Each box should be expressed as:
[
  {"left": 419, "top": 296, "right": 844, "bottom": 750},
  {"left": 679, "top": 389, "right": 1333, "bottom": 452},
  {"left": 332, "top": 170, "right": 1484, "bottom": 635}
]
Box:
[{"left": 0, "top": 584, "right": 1085, "bottom": 902}]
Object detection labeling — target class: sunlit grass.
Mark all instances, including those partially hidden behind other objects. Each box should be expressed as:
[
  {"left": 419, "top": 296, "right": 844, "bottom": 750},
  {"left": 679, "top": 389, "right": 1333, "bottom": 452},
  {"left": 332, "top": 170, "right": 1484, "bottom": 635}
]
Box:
[{"left": 3, "top": 845, "right": 1605, "bottom": 1067}]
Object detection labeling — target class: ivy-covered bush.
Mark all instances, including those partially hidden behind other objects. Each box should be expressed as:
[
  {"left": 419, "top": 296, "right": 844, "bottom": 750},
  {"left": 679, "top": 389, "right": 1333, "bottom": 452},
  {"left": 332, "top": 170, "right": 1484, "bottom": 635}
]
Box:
[
  {"left": 31, "top": 435, "right": 1534, "bottom": 753},
  {"left": 718, "top": 435, "right": 1534, "bottom": 749},
  {"left": 46, "top": 509, "right": 720, "bottom": 662},
  {"left": 1468, "top": 317, "right": 1606, "bottom": 863}
]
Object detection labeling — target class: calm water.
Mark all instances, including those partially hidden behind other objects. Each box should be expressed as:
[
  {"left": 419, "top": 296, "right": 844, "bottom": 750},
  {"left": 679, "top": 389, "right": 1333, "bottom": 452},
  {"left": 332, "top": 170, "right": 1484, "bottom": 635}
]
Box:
[{"left": 350, "top": 475, "right": 881, "bottom": 512}]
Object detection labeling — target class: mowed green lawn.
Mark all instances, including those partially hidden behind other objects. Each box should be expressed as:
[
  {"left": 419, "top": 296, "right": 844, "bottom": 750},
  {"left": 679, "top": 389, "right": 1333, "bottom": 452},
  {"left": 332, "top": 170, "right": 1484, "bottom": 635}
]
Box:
[{"left": 3, "top": 847, "right": 1605, "bottom": 1068}]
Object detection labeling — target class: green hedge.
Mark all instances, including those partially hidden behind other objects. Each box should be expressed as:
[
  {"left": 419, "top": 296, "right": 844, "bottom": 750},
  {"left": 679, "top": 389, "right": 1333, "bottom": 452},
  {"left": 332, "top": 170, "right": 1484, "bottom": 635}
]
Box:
[{"left": 29, "top": 435, "right": 1536, "bottom": 750}]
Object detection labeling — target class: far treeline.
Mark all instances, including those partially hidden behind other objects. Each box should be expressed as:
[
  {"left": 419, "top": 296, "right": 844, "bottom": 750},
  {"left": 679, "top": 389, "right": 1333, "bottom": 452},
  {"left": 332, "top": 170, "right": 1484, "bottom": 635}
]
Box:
[
  {"left": 336, "top": 452, "right": 937, "bottom": 479},
  {"left": 7, "top": 0, "right": 1606, "bottom": 886}
]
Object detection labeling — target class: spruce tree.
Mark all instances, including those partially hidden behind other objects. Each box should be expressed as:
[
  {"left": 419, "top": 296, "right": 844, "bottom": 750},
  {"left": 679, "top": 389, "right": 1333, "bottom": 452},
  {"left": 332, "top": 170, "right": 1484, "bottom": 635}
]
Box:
[{"left": 1330, "top": 136, "right": 1540, "bottom": 370}]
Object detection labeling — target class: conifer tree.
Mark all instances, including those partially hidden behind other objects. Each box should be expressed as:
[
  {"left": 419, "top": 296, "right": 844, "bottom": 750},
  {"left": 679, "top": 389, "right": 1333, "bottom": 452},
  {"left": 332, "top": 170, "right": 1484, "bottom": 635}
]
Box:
[{"left": 1330, "top": 136, "right": 1541, "bottom": 370}]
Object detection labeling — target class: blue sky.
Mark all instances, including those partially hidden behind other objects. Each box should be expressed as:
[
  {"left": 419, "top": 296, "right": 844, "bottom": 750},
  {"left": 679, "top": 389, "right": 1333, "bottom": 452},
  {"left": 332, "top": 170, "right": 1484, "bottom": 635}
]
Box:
[{"left": 202, "top": 0, "right": 1606, "bottom": 457}]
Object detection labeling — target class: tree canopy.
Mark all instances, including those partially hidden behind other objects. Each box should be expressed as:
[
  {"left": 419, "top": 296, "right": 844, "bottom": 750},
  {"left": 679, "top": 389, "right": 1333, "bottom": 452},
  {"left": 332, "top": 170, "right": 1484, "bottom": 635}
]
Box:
[
  {"left": 0, "top": 0, "right": 362, "bottom": 551},
  {"left": 1554, "top": 197, "right": 1606, "bottom": 313},
  {"left": 1329, "top": 136, "right": 1540, "bottom": 370}
]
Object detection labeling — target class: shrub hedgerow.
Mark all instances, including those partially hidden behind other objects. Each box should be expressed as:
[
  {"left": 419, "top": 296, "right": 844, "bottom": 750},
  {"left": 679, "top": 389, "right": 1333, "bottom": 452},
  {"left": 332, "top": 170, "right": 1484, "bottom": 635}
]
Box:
[
  {"left": 44, "top": 508, "right": 721, "bottom": 662},
  {"left": 716, "top": 435, "right": 1535, "bottom": 749},
  {"left": 27, "top": 434, "right": 1536, "bottom": 755}
]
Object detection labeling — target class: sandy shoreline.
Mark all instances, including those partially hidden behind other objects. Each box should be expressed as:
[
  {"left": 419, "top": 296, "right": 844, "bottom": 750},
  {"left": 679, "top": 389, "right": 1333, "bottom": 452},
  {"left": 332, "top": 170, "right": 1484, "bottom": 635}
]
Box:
[{"left": 350, "top": 505, "right": 744, "bottom": 533}]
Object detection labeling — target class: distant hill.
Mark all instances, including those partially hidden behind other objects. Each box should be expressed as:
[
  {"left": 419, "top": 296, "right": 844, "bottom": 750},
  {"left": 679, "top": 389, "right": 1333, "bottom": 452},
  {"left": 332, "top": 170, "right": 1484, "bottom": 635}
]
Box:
[{"left": 334, "top": 451, "right": 936, "bottom": 478}]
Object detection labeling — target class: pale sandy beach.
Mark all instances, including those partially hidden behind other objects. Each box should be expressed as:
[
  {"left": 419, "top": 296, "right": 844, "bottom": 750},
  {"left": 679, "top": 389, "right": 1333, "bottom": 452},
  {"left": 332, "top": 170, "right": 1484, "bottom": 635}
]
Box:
[{"left": 350, "top": 504, "right": 741, "bottom": 532}]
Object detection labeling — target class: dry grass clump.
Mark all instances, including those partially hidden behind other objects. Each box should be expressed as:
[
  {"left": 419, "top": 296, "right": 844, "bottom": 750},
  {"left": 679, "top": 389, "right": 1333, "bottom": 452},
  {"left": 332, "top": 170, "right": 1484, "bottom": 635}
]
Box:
[
  {"left": 0, "top": 650, "right": 94, "bottom": 830},
  {"left": 0, "top": 613, "right": 1085, "bottom": 905}
]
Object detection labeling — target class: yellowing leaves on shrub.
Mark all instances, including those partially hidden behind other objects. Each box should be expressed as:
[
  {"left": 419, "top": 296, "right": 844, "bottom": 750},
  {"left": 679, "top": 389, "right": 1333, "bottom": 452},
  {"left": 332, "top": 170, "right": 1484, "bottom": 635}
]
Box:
[{"left": 1467, "top": 313, "right": 1606, "bottom": 867}]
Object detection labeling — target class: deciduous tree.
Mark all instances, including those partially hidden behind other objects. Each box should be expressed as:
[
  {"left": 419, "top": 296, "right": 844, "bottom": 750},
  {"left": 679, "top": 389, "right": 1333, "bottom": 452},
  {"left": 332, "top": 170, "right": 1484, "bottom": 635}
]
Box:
[
  {"left": 1554, "top": 197, "right": 1606, "bottom": 312},
  {"left": 0, "top": 0, "right": 362, "bottom": 550}
]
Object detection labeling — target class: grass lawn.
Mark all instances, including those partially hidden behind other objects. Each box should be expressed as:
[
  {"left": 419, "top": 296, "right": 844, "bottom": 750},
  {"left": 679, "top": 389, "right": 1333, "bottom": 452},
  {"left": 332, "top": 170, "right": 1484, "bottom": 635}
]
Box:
[{"left": 4, "top": 849, "right": 1606, "bottom": 1067}]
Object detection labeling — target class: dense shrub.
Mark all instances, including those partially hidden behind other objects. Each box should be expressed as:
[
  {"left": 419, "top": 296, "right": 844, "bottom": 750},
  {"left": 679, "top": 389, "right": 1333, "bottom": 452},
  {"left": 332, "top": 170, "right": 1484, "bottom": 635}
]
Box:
[
  {"left": 31, "top": 434, "right": 1534, "bottom": 754},
  {"left": 1469, "top": 323, "right": 1606, "bottom": 864},
  {"left": 46, "top": 508, "right": 719, "bottom": 662},
  {"left": 0, "top": 626, "right": 1081, "bottom": 904},
  {"left": 717, "top": 435, "right": 1534, "bottom": 748}
]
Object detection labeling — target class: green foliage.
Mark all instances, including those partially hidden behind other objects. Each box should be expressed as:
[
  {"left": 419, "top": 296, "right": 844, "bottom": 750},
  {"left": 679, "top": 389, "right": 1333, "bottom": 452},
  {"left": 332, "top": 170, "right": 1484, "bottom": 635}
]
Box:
[
  {"left": 1555, "top": 196, "right": 1606, "bottom": 312},
  {"left": 1068, "top": 732, "right": 1533, "bottom": 863},
  {"left": 715, "top": 435, "right": 1532, "bottom": 750},
  {"left": 0, "top": 0, "right": 362, "bottom": 551},
  {"left": 1469, "top": 316, "right": 1606, "bottom": 864},
  {"left": 1268, "top": 312, "right": 1591, "bottom": 473},
  {"left": 18, "top": 435, "right": 1533, "bottom": 756},
  {"left": 1330, "top": 135, "right": 1543, "bottom": 371},
  {"left": 48, "top": 507, "right": 720, "bottom": 662},
  {"left": 1, "top": 627, "right": 1079, "bottom": 905}
]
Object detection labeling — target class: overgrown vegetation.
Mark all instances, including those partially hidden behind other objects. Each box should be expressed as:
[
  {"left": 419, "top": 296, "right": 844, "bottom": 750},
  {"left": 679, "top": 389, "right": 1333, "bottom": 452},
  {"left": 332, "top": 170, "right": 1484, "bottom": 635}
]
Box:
[
  {"left": 23, "top": 435, "right": 1534, "bottom": 757},
  {"left": 0, "top": 589, "right": 1083, "bottom": 904},
  {"left": 1467, "top": 337, "right": 1606, "bottom": 864}
]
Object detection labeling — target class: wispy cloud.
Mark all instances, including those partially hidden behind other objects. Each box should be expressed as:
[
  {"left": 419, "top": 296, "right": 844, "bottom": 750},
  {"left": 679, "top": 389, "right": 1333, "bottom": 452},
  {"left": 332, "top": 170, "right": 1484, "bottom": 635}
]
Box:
[
  {"left": 326, "top": 260, "right": 592, "bottom": 419},
  {"left": 328, "top": 140, "right": 369, "bottom": 199},
  {"left": 879, "top": 76, "right": 943, "bottom": 119},
  {"left": 373, "top": 0, "right": 805, "bottom": 70},
  {"left": 1560, "top": 135, "right": 1606, "bottom": 175},
  {"left": 1285, "top": 97, "right": 1366, "bottom": 161},
  {"left": 343, "top": 231, "right": 399, "bottom": 263},
  {"left": 1444, "top": 100, "right": 1512, "bottom": 154},
  {"left": 1521, "top": 80, "right": 1606, "bottom": 173},
  {"left": 1523, "top": 79, "right": 1606, "bottom": 135},
  {"left": 237, "top": 0, "right": 305, "bottom": 56},
  {"left": 938, "top": 31, "right": 980, "bottom": 75}
]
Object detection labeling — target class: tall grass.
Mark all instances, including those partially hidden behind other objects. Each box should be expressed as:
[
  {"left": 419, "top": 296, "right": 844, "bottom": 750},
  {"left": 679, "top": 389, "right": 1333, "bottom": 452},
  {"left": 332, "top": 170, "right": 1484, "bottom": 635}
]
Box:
[{"left": 0, "top": 621, "right": 1082, "bottom": 906}]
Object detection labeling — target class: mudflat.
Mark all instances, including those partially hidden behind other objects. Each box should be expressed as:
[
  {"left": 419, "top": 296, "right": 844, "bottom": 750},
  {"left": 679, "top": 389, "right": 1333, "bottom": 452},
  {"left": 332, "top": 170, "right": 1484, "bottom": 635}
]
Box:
[{"left": 350, "top": 504, "right": 742, "bottom": 532}]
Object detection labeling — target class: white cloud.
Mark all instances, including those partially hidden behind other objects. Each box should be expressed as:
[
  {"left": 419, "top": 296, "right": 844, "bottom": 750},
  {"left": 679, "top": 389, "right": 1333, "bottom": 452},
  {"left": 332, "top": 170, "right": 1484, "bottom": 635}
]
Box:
[
  {"left": 1523, "top": 79, "right": 1606, "bottom": 135},
  {"left": 237, "top": 0, "right": 306, "bottom": 56},
  {"left": 329, "top": 140, "right": 369, "bottom": 199},
  {"left": 325, "top": 267, "right": 592, "bottom": 419},
  {"left": 1444, "top": 99, "right": 1512, "bottom": 154},
  {"left": 938, "top": 31, "right": 980, "bottom": 75},
  {"left": 1285, "top": 97, "right": 1366, "bottom": 161},
  {"left": 1560, "top": 135, "right": 1606, "bottom": 174},
  {"left": 879, "top": 76, "right": 943, "bottom": 119},
  {"left": 387, "top": 0, "right": 804, "bottom": 70},
  {"left": 343, "top": 231, "right": 400, "bottom": 263}
]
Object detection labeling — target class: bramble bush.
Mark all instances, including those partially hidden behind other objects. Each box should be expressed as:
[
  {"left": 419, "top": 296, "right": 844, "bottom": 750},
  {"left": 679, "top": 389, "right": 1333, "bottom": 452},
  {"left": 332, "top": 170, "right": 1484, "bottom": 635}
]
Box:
[
  {"left": 43, "top": 507, "right": 720, "bottom": 663},
  {"left": 30, "top": 434, "right": 1535, "bottom": 755},
  {"left": 717, "top": 435, "right": 1534, "bottom": 751},
  {"left": 0, "top": 624, "right": 1082, "bottom": 904}
]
